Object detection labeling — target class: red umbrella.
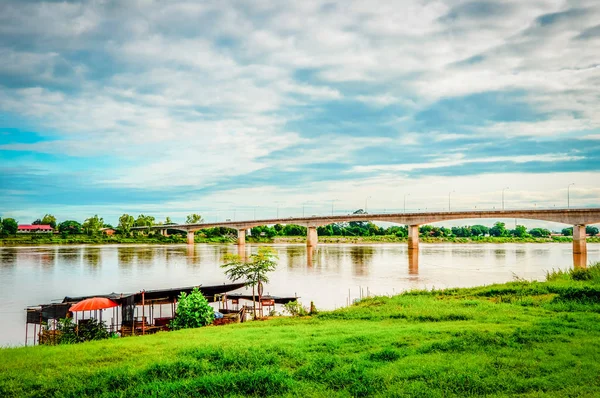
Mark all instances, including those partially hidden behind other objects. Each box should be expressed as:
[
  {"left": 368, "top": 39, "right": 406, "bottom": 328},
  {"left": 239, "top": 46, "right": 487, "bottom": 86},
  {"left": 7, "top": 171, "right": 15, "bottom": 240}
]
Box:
[{"left": 69, "top": 297, "right": 119, "bottom": 312}]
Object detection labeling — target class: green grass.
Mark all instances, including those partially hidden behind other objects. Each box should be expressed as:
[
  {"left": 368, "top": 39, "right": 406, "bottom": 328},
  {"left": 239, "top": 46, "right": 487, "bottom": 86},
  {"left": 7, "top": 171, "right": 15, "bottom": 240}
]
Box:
[{"left": 2, "top": 264, "right": 600, "bottom": 397}]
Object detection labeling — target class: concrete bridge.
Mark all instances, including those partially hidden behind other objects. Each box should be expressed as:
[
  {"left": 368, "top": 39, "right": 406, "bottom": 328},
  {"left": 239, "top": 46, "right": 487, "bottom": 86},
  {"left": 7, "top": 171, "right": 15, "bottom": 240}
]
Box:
[{"left": 132, "top": 208, "right": 600, "bottom": 256}]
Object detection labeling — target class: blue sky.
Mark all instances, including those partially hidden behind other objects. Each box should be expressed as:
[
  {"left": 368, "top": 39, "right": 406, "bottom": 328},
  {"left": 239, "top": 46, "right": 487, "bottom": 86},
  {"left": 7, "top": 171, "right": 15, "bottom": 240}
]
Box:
[{"left": 0, "top": 0, "right": 599, "bottom": 226}]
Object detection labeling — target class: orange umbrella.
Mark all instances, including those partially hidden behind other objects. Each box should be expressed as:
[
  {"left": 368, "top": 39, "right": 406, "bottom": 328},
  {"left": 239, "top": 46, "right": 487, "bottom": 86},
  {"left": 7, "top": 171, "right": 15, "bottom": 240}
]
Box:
[{"left": 69, "top": 297, "right": 119, "bottom": 312}]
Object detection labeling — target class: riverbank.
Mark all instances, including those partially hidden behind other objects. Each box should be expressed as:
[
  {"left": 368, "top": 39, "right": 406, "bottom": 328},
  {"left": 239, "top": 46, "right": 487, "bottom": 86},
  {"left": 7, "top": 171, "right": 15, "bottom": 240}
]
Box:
[
  {"left": 2, "top": 263, "right": 600, "bottom": 397},
  {"left": 4, "top": 234, "right": 597, "bottom": 246}
]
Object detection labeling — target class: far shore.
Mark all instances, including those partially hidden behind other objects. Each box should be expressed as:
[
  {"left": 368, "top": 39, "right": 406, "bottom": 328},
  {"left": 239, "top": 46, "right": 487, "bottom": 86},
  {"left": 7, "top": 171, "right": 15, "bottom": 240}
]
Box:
[{"left": 1, "top": 234, "right": 599, "bottom": 246}]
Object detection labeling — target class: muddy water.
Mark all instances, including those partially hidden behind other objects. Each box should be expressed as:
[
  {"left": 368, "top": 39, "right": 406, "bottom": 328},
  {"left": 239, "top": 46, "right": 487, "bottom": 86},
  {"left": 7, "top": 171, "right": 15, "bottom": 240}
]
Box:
[{"left": 1, "top": 242, "right": 598, "bottom": 347}]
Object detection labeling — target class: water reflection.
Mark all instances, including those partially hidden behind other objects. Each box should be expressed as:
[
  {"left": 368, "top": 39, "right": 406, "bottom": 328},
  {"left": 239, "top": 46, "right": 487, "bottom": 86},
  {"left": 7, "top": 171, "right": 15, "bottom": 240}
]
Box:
[
  {"left": 0, "top": 249, "right": 17, "bottom": 268},
  {"left": 349, "top": 246, "right": 374, "bottom": 276},
  {"left": 118, "top": 248, "right": 135, "bottom": 267},
  {"left": 307, "top": 247, "right": 315, "bottom": 267},
  {"left": 1, "top": 242, "right": 599, "bottom": 347},
  {"left": 408, "top": 249, "right": 419, "bottom": 275},
  {"left": 83, "top": 247, "right": 101, "bottom": 267},
  {"left": 573, "top": 252, "right": 587, "bottom": 268}
]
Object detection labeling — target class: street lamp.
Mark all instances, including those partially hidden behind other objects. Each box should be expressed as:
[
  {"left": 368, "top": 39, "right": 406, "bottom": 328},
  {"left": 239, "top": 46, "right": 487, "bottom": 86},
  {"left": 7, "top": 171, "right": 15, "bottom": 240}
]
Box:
[
  {"left": 502, "top": 187, "right": 509, "bottom": 211},
  {"left": 568, "top": 183, "right": 575, "bottom": 209},
  {"left": 331, "top": 199, "right": 338, "bottom": 216},
  {"left": 404, "top": 194, "right": 410, "bottom": 213},
  {"left": 448, "top": 191, "right": 455, "bottom": 212}
]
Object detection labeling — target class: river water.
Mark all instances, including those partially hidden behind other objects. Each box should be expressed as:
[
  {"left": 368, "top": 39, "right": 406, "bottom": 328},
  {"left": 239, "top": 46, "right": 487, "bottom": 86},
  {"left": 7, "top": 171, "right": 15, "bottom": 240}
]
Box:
[{"left": 1, "top": 243, "right": 598, "bottom": 347}]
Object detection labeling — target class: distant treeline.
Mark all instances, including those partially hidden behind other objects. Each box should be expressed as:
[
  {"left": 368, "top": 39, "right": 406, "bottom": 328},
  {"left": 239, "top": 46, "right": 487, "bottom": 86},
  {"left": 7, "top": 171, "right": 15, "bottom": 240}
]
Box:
[{"left": 1, "top": 212, "right": 598, "bottom": 239}]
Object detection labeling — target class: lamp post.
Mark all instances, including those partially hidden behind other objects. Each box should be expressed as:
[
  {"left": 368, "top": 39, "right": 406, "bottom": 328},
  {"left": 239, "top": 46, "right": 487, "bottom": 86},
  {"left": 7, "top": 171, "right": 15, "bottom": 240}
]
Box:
[
  {"left": 448, "top": 191, "right": 455, "bottom": 212},
  {"left": 331, "top": 199, "right": 338, "bottom": 216},
  {"left": 404, "top": 194, "right": 410, "bottom": 213},
  {"left": 502, "top": 187, "right": 509, "bottom": 211},
  {"left": 568, "top": 183, "right": 575, "bottom": 209}
]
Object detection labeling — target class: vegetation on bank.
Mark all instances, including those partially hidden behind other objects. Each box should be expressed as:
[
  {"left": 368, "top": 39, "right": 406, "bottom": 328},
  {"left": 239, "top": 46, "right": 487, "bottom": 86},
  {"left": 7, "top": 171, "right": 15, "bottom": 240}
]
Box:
[
  {"left": 2, "top": 263, "right": 600, "bottom": 397},
  {"left": 3, "top": 233, "right": 600, "bottom": 246},
  {"left": 2, "top": 210, "right": 598, "bottom": 245}
]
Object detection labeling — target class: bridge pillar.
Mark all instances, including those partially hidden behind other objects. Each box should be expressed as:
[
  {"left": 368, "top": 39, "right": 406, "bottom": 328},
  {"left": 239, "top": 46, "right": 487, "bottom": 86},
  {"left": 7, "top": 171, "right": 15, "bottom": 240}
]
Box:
[
  {"left": 307, "top": 227, "right": 318, "bottom": 247},
  {"left": 408, "top": 225, "right": 419, "bottom": 250},
  {"left": 187, "top": 231, "right": 195, "bottom": 245},
  {"left": 237, "top": 229, "right": 246, "bottom": 245},
  {"left": 573, "top": 225, "right": 587, "bottom": 255},
  {"left": 160, "top": 229, "right": 168, "bottom": 237}
]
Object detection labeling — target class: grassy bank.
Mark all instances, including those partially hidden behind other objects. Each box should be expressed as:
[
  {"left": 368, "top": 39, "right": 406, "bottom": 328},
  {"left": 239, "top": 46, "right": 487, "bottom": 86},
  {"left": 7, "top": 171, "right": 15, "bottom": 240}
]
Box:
[{"left": 2, "top": 264, "right": 600, "bottom": 397}]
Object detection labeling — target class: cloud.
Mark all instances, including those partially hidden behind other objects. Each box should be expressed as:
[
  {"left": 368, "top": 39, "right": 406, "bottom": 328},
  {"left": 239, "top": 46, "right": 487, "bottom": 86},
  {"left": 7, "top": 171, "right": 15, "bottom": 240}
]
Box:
[{"left": 0, "top": 0, "right": 599, "bottom": 220}]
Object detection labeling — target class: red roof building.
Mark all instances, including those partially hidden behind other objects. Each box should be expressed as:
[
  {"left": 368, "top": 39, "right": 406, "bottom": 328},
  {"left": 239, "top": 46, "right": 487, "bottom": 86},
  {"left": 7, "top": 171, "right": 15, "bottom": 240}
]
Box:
[{"left": 17, "top": 225, "right": 54, "bottom": 233}]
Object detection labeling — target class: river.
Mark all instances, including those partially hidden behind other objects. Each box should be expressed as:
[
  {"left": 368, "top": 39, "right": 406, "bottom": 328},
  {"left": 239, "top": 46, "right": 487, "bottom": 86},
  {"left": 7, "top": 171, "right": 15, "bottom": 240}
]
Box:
[{"left": 1, "top": 242, "right": 598, "bottom": 347}]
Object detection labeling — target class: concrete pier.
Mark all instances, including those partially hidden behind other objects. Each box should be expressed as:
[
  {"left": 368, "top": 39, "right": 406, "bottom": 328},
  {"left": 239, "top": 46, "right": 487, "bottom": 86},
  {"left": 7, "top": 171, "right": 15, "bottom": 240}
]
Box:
[
  {"left": 573, "top": 224, "right": 587, "bottom": 255},
  {"left": 408, "top": 225, "right": 419, "bottom": 250},
  {"left": 307, "top": 226, "right": 318, "bottom": 247},
  {"left": 187, "top": 231, "right": 195, "bottom": 245},
  {"left": 237, "top": 229, "right": 246, "bottom": 245}
]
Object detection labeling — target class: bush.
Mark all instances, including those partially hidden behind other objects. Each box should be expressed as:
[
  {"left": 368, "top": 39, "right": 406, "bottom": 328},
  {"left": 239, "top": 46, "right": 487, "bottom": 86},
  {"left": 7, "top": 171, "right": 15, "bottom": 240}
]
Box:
[
  {"left": 170, "top": 287, "right": 214, "bottom": 330},
  {"left": 283, "top": 300, "right": 309, "bottom": 317}
]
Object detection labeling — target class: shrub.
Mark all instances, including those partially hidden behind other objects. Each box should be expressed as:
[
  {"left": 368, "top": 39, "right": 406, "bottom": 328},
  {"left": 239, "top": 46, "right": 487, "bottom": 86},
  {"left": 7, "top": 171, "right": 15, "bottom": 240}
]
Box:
[
  {"left": 283, "top": 300, "right": 309, "bottom": 317},
  {"left": 170, "top": 287, "right": 214, "bottom": 330}
]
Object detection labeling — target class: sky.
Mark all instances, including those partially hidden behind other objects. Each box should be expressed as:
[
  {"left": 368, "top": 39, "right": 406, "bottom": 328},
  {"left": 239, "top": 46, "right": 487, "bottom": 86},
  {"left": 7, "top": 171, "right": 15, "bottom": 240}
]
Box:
[{"left": 0, "top": 0, "right": 599, "bottom": 228}]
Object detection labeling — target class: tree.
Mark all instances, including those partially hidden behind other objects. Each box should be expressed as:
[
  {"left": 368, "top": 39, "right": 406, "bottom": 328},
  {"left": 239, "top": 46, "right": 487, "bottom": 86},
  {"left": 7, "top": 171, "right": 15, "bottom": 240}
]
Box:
[
  {"left": 82, "top": 215, "right": 104, "bottom": 235},
  {"left": 1, "top": 218, "right": 18, "bottom": 235},
  {"left": 165, "top": 217, "right": 173, "bottom": 224},
  {"left": 118, "top": 214, "right": 135, "bottom": 235},
  {"left": 470, "top": 225, "right": 489, "bottom": 237},
  {"left": 58, "top": 220, "right": 82, "bottom": 234},
  {"left": 529, "top": 228, "right": 551, "bottom": 238},
  {"left": 41, "top": 214, "right": 57, "bottom": 229},
  {"left": 511, "top": 225, "right": 529, "bottom": 238},
  {"left": 222, "top": 247, "right": 278, "bottom": 318},
  {"left": 586, "top": 226, "right": 599, "bottom": 237},
  {"left": 561, "top": 227, "right": 573, "bottom": 236},
  {"left": 489, "top": 222, "right": 507, "bottom": 237},
  {"left": 170, "top": 287, "right": 214, "bottom": 330},
  {"left": 134, "top": 214, "right": 155, "bottom": 228},
  {"left": 186, "top": 214, "right": 204, "bottom": 224}
]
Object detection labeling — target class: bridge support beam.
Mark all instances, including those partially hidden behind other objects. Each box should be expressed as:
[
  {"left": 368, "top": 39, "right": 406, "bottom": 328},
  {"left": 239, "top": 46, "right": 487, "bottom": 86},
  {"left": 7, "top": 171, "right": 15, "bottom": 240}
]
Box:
[
  {"left": 160, "top": 229, "right": 168, "bottom": 237},
  {"left": 573, "top": 224, "right": 587, "bottom": 255},
  {"left": 307, "top": 227, "right": 318, "bottom": 247},
  {"left": 187, "top": 231, "right": 195, "bottom": 245},
  {"left": 408, "top": 225, "right": 419, "bottom": 250},
  {"left": 237, "top": 229, "right": 246, "bottom": 246}
]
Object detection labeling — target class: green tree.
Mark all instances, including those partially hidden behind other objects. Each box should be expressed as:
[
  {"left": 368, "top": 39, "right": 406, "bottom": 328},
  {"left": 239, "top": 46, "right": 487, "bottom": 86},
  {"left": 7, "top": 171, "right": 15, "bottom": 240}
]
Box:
[
  {"left": 58, "top": 220, "right": 82, "bottom": 234},
  {"left": 165, "top": 217, "right": 173, "bottom": 224},
  {"left": 489, "top": 222, "right": 507, "bottom": 237},
  {"left": 186, "top": 214, "right": 204, "bottom": 224},
  {"left": 134, "top": 214, "right": 155, "bottom": 228},
  {"left": 118, "top": 214, "right": 135, "bottom": 235},
  {"left": 222, "top": 247, "right": 278, "bottom": 318},
  {"left": 529, "top": 228, "right": 551, "bottom": 238},
  {"left": 2, "top": 218, "right": 18, "bottom": 235},
  {"left": 170, "top": 287, "right": 214, "bottom": 330},
  {"left": 470, "top": 225, "right": 489, "bottom": 237},
  {"left": 511, "top": 225, "right": 529, "bottom": 238},
  {"left": 82, "top": 215, "right": 104, "bottom": 235},
  {"left": 41, "top": 214, "right": 57, "bottom": 229},
  {"left": 561, "top": 227, "right": 573, "bottom": 236},
  {"left": 586, "top": 226, "right": 599, "bottom": 237}
]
